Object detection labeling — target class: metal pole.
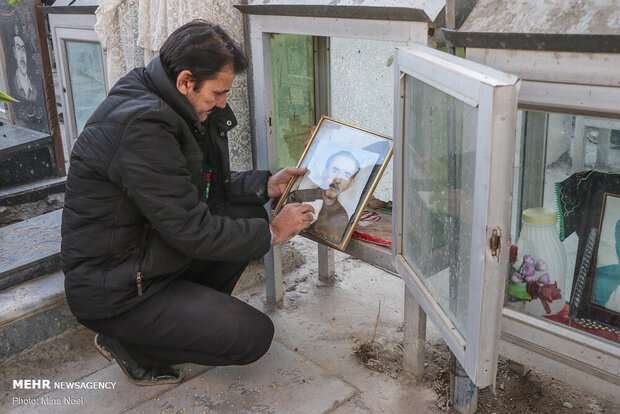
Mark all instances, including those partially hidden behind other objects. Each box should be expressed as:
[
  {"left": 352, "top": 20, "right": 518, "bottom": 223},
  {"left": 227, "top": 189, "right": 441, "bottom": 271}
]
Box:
[{"left": 445, "top": 2, "right": 478, "bottom": 412}]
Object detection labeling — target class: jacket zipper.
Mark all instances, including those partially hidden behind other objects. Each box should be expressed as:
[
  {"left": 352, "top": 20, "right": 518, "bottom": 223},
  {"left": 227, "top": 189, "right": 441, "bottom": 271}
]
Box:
[
  {"left": 136, "top": 225, "right": 152, "bottom": 297},
  {"left": 136, "top": 272, "right": 143, "bottom": 296}
]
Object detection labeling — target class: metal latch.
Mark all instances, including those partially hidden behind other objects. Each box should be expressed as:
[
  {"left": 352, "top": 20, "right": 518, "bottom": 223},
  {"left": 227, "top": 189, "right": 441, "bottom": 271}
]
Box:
[{"left": 490, "top": 228, "right": 501, "bottom": 259}]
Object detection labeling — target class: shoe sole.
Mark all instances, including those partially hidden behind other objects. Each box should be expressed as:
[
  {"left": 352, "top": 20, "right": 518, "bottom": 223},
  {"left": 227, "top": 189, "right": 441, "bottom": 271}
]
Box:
[
  {"left": 93, "top": 335, "right": 113, "bottom": 361},
  {"left": 93, "top": 335, "right": 184, "bottom": 386}
]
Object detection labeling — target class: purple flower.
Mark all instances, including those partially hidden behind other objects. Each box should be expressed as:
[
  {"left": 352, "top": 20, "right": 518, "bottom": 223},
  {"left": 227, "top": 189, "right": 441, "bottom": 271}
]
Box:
[
  {"left": 510, "top": 273, "right": 523, "bottom": 284},
  {"left": 521, "top": 262, "right": 535, "bottom": 277},
  {"left": 523, "top": 255, "right": 535, "bottom": 265},
  {"left": 524, "top": 273, "right": 537, "bottom": 283},
  {"left": 535, "top": 260, "right": 547, "bottom": 272},
  {"left": 539, "top": 273, "right": 551, "bottom": 285}
]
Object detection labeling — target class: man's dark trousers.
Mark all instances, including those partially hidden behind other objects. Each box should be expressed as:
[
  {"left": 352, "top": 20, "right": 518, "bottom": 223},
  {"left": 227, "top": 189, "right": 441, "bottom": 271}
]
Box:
[{"left": 78, "top": 203, "right": 274, "bottom": 368}]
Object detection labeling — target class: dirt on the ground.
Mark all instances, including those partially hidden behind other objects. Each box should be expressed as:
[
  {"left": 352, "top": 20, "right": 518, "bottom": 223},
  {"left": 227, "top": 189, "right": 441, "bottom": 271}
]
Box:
[{"left": 353, "top": 337, "right": 615, "bottom": 414}]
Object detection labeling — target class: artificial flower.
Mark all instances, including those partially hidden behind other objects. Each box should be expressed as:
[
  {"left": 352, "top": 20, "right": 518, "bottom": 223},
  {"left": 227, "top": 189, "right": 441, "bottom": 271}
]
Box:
[
  {"left": 535, "top": 260, "right": 547, "bottom": 272},
  {"left": 539, "top": 282, "right": 562, "bottom": 314},
  {"left": 522, "top": 262, "right": 535, "bottom": 277},
  {"left": 525, "top": 274, "right": 537, "bottom": 283},
  {"left": 526, "top": 281, "right": 541, "bottom": 298},
  {"left": 510, "top": 273, "right": 523, "bottom": 284},
  {"left": 538, "top": 273, "right": 550, "bottom": 285},
  {"left": 523, "top": 254, "right": 535, "bottom": 265}
]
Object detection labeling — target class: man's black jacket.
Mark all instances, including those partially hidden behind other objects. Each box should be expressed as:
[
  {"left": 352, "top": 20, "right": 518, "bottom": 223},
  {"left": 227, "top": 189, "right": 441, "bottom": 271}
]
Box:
[{"left": 61, "top": 57, "right": 271, "bottom": 320}]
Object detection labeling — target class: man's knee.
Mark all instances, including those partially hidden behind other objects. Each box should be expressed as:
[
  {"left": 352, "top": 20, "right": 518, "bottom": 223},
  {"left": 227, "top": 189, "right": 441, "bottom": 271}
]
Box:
[{"left": 237, "top": 311, "right": 274, "bottom": 365}]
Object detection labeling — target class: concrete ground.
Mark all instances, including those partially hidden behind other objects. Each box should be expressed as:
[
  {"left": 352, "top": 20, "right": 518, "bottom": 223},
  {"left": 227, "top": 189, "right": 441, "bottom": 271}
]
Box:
[{"left": 1, "top": 237, "right": 618, "bottom": 414}]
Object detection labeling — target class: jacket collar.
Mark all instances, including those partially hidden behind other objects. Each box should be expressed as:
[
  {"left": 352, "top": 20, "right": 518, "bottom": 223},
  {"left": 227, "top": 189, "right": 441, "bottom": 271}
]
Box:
[
  {"left": 206, "top": 105, "right": 237, "bottom": 134},
  {"left": 144, "top": 56, "right": 203, "bottom": 132},
  {"left": 144, "top": 57, "right": 237, "bottom": 136}
]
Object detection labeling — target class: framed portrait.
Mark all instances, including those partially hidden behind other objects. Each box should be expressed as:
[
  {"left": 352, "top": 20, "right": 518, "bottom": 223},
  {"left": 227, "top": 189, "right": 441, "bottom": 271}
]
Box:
[
  {"left": 274, "top": 116, "right": 393, "bottom": 251},
  {"left": 570, "top": 187, "right": 620, "bottom": 330}
]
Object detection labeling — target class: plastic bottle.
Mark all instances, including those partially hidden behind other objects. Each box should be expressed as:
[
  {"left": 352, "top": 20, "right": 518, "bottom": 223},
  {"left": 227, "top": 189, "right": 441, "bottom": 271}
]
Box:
[{"left": 516, "top": 207, "right": 568, "bottom": 315}]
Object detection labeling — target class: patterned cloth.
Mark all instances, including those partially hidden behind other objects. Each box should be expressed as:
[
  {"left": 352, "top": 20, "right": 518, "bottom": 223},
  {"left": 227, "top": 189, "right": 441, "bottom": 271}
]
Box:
[{"left": 555, "top": 170, "right": 620, "bottom": 241}]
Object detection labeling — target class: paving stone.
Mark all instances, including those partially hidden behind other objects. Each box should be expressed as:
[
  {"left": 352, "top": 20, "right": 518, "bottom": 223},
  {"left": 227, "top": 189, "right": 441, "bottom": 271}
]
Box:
[{"left": 127, "top": 341, "right": 357, "bottom": 414}]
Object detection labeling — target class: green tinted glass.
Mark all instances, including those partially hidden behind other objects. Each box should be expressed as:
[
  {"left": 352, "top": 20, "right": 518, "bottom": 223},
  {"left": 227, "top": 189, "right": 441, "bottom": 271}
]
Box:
[{"left": 270, "top": 34, "right": 315, "bottom": 169}]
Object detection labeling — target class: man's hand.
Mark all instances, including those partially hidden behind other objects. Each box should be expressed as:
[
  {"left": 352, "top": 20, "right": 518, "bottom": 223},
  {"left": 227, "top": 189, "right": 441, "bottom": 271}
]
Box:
[
  {"left": 269, "top": 203, "right": 315, "bottom": 245},
  {"left": 267, "top": 167, "right": 308, "bottom": 198}
]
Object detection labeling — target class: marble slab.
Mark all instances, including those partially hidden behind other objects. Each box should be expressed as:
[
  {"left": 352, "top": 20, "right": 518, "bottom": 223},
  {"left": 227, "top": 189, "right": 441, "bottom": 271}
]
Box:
[{"left": 0, "top": 210, "right": 61, "bottom": 290}]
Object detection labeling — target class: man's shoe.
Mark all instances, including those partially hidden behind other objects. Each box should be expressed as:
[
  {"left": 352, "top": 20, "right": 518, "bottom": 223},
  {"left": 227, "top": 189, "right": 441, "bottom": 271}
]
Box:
[{"left": 94, "top": 334, "right": 184, "bottom": 386}]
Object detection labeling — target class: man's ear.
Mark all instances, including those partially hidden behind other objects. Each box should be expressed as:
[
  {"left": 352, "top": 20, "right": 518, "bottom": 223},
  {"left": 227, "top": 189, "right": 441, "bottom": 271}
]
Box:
[{"left": 176, "top": 70, "right": 195, "bottom": 96}]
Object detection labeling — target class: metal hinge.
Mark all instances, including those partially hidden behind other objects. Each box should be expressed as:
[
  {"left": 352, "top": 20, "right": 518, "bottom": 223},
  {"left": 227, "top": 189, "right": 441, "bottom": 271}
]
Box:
[{"left": 490, "top": 227, "right": 501, "bottom": 259}]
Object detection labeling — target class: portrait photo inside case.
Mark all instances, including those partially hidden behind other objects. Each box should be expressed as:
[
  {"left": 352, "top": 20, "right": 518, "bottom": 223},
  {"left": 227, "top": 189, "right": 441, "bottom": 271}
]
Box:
[
  {"left": 275, "top": 116, "right": 392, "bottom": 251},
  {"left": 590, "top": 194, "right": 620, "bottom": 316}
]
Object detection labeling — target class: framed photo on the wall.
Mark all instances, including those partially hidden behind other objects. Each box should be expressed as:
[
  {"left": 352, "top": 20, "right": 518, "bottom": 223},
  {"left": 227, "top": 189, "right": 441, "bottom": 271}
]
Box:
[{"left": 274, "top": 116, "right": 392, "bottom": 251}]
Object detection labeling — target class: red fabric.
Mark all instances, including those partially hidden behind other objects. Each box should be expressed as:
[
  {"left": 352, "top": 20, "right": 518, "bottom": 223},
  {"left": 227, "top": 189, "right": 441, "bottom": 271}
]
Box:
[
  {"left": 543, "top": 306, "right": 620, "bottom": 344},
  {"left": 352, "top": 230, "right": 391, "bottom": 247}
]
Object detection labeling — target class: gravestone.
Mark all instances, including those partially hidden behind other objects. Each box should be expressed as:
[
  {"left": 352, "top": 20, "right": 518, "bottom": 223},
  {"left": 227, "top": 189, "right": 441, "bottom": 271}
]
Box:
[{"left": 0, "top": 0, "right": 49, "bottom": 133}]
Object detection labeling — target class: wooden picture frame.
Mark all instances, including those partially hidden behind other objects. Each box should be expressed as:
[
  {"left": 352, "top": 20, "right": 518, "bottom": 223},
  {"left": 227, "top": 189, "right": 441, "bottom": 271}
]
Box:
[{"left": 274, "top": 116, "right": 392, "bottom": 251}]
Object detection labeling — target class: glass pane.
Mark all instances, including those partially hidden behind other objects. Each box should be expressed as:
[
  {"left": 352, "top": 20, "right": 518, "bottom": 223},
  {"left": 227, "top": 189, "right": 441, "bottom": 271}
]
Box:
[
  {"left": 270, "top": 34, "right": 315, "bottom": 170},
  {"left": 65, "top": 40, "right": 106, "bottom": 135},
  {"left": 401, "top": 75, "right": 479, "bottom": 338},
  {"left": 330, "top": 38, "right": 405, "bottom": 203},
  {"left": 509, "top": 110, "right": 620, "bottom": 345}
]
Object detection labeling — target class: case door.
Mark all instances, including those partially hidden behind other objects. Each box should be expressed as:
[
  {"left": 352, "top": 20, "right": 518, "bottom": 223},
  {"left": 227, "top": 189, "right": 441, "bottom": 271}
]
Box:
[{"left": 392, "top": 44, "right": 520, "bottom": 387}]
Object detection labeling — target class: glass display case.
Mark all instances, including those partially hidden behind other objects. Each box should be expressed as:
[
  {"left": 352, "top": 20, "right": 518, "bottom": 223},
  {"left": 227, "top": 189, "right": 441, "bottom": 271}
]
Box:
[
  {"left": 394, "top": 41, "right": 620, "bottom": 401},
  {"left": 42, "top": 0, "right": 108, "bottom": 166},
  {"left": 237, "top": 0, "right": 447, "bottom": 304},
  {"left": 402, "top": 0, "right": 620, "bottom": 402},
  {"left": 241, "top": 0, "right": 619, "bottom": 405}
]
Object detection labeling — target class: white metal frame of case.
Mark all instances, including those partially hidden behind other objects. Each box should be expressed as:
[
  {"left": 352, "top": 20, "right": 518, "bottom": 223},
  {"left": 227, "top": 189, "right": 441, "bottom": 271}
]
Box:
[
  {"left": 243, "top": 12, "right": 430, "bottom": 305},
  {"left": 466, "top": 47, "right": 620, "bottom": 398},
  {"left": 392, "top": 44, "right": 520, "bottom": 387}
]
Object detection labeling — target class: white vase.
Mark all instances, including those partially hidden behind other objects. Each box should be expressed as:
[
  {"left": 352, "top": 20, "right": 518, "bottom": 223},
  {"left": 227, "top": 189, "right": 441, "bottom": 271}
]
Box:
[{"left": 516, "top": 207, "right": 568, "bottom": 316}]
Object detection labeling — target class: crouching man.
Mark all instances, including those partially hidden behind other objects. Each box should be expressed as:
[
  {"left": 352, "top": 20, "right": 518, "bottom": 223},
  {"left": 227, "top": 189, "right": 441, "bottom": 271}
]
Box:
[{"left": 61, "top": 20, "right": 314, "bottom": 385}]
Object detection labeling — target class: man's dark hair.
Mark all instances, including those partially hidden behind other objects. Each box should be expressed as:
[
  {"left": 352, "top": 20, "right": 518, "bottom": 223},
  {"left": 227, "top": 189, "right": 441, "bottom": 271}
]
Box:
[
  {"left": 325, "top": 150, "right": 360, "bottom": 177},
  {"left": 159, "top": 20, "right": 248, "bottom": 91}
]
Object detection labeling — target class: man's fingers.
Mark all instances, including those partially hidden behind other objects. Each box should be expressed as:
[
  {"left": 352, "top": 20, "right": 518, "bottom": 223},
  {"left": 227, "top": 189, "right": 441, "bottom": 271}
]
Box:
[
  {"left": 285, "top": 167, "right": 307, "bottom": 176},
  {"left": 298, "top": 204, "right": 315, "bottom": 214}
]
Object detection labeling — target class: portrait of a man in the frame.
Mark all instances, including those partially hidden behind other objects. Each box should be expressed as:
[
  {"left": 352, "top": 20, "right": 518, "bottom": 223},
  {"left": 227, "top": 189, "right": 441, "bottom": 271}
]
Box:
[
  {"left": 10, "top": 28, "right": 37, "bottom": 102},
  {"left": 287, "top": 150, "right": 360, "bottom": 241},
  {"left": 285, "top": 140, "right": 379, "bottom": 243}
]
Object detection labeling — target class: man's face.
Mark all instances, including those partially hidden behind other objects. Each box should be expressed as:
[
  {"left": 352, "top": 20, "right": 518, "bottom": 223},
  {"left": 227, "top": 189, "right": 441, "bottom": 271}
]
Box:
[
  {"left": 13, "top": 36, "right": 27, "bottom": 76},
  {"left": 185, "top": 66, "right": 235, "bottom": 122},
  {"left": 323, "top": 154, "right": 358, "bottom": 200}
]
